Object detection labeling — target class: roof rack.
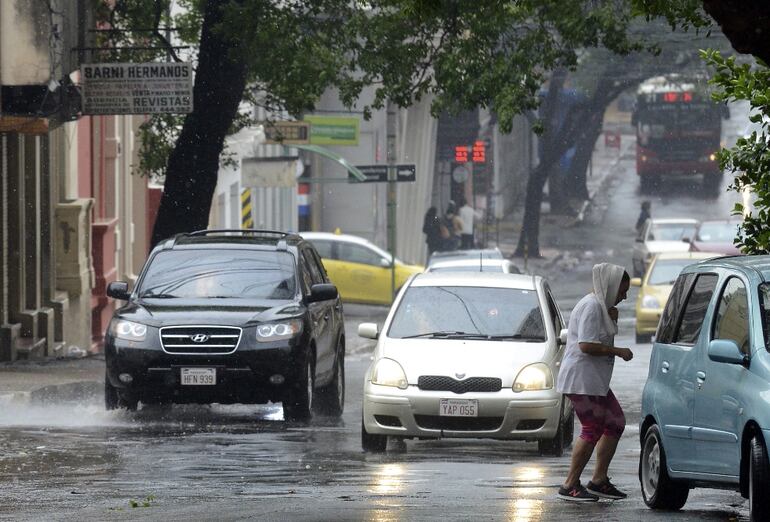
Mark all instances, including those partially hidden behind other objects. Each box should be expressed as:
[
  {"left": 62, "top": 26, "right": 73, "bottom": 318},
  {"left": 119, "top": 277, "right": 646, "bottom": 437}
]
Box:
[{"left": 186, "top": 229, "right": 291, "bottom": 238}]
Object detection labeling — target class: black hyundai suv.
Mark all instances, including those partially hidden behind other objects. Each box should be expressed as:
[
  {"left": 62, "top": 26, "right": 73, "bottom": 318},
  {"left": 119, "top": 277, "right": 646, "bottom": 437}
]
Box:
[{"left": 104, "top": 230, "right": 345, "bottom": 421}]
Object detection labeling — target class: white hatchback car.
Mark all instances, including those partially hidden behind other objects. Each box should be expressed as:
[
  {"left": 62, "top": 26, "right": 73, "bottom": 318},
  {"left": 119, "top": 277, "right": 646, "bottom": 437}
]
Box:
[{"left": 359, "top": 272, "right": 573, "bottom": 455}]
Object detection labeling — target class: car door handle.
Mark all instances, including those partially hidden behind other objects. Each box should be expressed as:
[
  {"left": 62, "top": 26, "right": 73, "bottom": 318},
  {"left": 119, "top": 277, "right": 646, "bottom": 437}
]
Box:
[
  {"left": 696, "top": 371, "right": 706, "bottom": 381},
  {"left": 661, "top": 361, "right": 670, "bottom": 373}
]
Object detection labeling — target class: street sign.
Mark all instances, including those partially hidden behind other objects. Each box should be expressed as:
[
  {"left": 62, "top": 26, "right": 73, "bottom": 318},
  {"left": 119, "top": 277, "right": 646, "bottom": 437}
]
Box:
[
  {"left": 304, "top": 115, "right": 359, "bottom": 146},
  {"left": 349, "top": 164, "right": 416, "bottom": 183},
  {"left": 263, "top": 121, "right": 310, "bottom": 145},
  {"left": 81, "top": 63, "right": 193, "bottom": 115}
]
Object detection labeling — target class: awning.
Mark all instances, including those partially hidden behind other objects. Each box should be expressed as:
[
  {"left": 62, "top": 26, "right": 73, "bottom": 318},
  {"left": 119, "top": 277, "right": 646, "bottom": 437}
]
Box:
[
  {"left": 0, "top": 116, "right": 49, "bottom": 134},
  {"left": 293, "top": 144, "right": 366, "bottom": 182}
]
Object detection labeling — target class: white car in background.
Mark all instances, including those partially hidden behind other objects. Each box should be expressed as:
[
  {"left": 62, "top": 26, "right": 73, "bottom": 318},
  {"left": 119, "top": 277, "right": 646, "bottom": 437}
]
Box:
[
  {"left": 359, "top": 272, "right": 573, "bottom": 455},
  {"left": 425, "top": 258, "right": 521, "bottom": 274},
  {"left": 632, "top": 218, "right": 698, "bottom": 277}
]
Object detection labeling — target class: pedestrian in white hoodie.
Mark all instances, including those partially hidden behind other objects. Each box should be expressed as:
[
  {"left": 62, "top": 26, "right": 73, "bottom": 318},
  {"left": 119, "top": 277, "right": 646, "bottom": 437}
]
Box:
[{"left": 556, "top": 262, "right": 634, "bottom": 502}]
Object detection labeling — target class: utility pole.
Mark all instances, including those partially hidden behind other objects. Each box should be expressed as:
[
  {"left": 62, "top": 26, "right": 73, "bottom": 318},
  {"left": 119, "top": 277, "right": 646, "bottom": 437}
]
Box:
[{"left": 386, "top": 100, "right": 397, "bottom": 300}]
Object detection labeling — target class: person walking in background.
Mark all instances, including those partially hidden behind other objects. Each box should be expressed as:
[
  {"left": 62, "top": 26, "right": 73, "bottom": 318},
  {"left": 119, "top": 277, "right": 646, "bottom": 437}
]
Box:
[
  {"left": 422, "top": 206, "right": 443, "bottom": 255},
  {"left": 635, "top": 201, "right": 651, "bottom": 234},
  {"left": 443, "top": 200, "right": 463, "bottom": 251},
  {"left": 556, "top": 262, "right": 634, "bottom": 502},
  {"left": 458, "top": 197, "right": 483, "bottom": 249}
]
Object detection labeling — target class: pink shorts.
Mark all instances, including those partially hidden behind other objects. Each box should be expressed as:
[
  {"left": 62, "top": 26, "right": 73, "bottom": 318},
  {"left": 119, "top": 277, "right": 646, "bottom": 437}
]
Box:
[{"left": 566, "top": 389, "right": 625, "bottom": 444}]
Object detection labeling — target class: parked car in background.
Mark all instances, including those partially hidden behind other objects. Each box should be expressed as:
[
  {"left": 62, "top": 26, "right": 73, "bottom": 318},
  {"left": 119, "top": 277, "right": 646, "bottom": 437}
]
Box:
[
  {"left": 639, "top": 255, "right": 770, "bottom": 520},
  {"left": 632, "top": 218, "right": 699, "bottom": 277},
  {"left": 688, "top": 219, "right": 742, "bottom": 255},
  {"left": 425, "top": 258, "right": 520, "bottom": 274},
  {"left": 632, "top": 252, "right": 718, "bottom": 343},
  {"left": 301, "top": 231, "right": 423, "bottom": 305},
  {"left": 426, "top": 247, "right": 504, "bottom": 268},
  {"left": 104, "top": 230, "right": 345, "bottom": 422},
  {"left": 359, "top": 272, "right": 573, "bottom": 456}
]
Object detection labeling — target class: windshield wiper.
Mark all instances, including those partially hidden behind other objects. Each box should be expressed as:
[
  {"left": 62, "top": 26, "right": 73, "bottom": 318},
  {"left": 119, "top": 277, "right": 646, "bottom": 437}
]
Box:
[
  {"left": 401, "top": 331, "right": 476, "bottom": 339},
  {"left": 487, "top": 334, "right": 546, "bottom": 342},
  {"left": 140, "top": 292, "right": 178, "bottom": 299}
]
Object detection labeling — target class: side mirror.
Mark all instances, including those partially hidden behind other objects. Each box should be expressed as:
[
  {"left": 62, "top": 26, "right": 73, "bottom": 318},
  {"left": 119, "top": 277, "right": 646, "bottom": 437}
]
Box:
[
  {"left": 708, "top": 339, "right": 748, "bottom": 365},
  {"left": 107, "top": 281, "right": 130, "bottom": 300},
  {"left": 558, "top": 328, "right": 568, "bottom": 346},
  {"left": 631, "top": 277, "right": 642, "bottom": 287},
  {"left": 307, "top": 283, "right": 338, "bottom": 303},
  {"left": 681, "top": 237, "right": 691, "bottom": 244},
  {"left": 379, "top": 258, "right": 393, "bottom": 268},
  {"left": 635, "top": 237, "right": 643, "bottom": 243},
  {"left": 358, "top": 323, "right": 379, "bottom": 340}
]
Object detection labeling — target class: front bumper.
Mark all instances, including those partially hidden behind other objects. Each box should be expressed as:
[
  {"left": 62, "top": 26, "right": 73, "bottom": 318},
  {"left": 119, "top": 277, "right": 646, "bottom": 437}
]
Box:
[
  {"left": 363, "top": 383, "right": 563, "bottom": 440},
  {"left": 636, "top": 307, "right": 663, "bottom": 334},
  {"left": 105, "top": 336, "right": 304, "bottom": 405}
]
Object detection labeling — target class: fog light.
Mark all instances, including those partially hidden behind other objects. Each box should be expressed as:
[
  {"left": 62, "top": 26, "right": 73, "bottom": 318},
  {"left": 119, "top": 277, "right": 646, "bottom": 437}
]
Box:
[
  {"left": 119, "top": 373, "right": 133, "bottom": 384},
  {"left": 269, "top": 374, "right": 285, "bottom": 385}
]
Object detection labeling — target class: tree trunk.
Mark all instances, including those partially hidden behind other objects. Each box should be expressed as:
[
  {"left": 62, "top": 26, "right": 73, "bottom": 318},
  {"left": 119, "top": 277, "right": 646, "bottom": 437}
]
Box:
[
  {"left": 150, "top": 0, "right": 248, "bottom": 248},
  {"left": 513, "top": 70, "right": 567, "bottom": 258},
  {"left": 565, "top": 112, "right": 604, "bottom": 201}
]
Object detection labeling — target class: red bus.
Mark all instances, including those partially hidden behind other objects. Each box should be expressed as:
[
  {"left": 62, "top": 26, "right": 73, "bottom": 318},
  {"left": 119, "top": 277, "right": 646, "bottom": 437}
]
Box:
[{"left": 632, "top": 77, "right": 728, "bottom": 193}]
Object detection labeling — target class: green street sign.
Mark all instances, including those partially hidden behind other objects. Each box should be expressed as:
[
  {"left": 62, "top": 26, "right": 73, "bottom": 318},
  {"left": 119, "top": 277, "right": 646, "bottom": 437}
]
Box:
[{"left": 304, "top": 115, "right": 359, "bottom": 146}]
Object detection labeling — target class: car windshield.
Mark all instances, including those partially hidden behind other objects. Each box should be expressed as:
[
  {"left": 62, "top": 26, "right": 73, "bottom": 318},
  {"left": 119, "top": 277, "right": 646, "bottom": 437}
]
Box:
[
  {"left": 387, "top": 286, "right": 546, "bottom": 341},
  {"left": 647, "top": 259, "right": 695, "bottom": 286},
  {"left": 137, "top": 250, "right": 296, "bottom": 299},
  {"left": 649, "top": 223, "right": 697, "bottom": 241},
  {"left": 696, "top": 222, "right": 739, "bottom": 242}
]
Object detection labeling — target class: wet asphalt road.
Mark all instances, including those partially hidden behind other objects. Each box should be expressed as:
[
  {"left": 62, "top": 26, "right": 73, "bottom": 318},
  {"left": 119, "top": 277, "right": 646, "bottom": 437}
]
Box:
[{"left": 0, "top": 106, "right": 754, "bottom": 521}]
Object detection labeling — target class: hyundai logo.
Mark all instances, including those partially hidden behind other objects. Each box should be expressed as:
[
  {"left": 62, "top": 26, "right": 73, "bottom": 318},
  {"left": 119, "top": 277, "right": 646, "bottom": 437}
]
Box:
[
  {"left": 190, "top": 334, "right": 209, "bottom": 343},
  {"left": 455, "top": 373, "right": 466, "bottom": 380}
]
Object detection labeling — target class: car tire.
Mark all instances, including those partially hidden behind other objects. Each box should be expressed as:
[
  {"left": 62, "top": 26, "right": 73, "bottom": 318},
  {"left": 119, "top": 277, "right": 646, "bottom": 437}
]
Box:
[
  {"left": 640, "top": 424, "right": 689, "bottom": 510},
  {"left": 105, "top": 374, "right": 119, "bottom": 411},
  {"left": 105, "top": 373, "right": 138, "bottom": 411},
  {"left": 749, "top": 435, "right": 770, "bottom": 521},
  {"left": 636, "top": 331, "right": 653, "bottom": 344},
  {"left": 702, "top": 172, "right": 722, "bottom": 196},
  {"left": 315, "top": 344, "right": 345, "bottom": 417},
  {"left": 283, "top": 354, "right": 315, "bottom": 422},
  {"left": 539, "top": 404, "right": 567, "bottom": 457},
  {"left": 361, "top": 417, "right": 387, "bottom": 453},
  {"left": 640, "top": 175, "right": 658, "bottom": 194},
  {"left": 562, "top": 407, "right": 575, "bottom": 449}
]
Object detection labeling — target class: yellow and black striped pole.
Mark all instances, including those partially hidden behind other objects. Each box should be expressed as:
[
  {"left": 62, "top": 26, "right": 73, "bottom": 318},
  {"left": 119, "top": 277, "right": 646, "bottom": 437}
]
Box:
[{"left": 241, "top": 188, "right": 253, "bottom": 229}]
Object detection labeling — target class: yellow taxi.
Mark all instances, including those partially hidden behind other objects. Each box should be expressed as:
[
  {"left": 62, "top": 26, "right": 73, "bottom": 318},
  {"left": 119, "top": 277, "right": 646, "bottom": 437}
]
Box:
[
  {"left": 632, "top": 251, "right": 718, "bottom": 344},
  {"left": 300, "top": 231, "right": 424, "bottom": 305}
]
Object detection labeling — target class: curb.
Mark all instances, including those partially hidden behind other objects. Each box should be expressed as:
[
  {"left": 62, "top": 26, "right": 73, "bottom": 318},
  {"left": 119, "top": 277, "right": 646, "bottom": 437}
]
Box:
[{"left": 574, "top": 139, "right": 634, "bottom": 225}]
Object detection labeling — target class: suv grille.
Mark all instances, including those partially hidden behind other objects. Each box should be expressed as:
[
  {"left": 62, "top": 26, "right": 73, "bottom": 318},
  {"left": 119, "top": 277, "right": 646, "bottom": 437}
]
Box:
[
  {"left": 160, "top": 326, "right": 242, "bottom": 354},
  {"left": 417, "top": 376, "right": 502, "bottom": 394}
]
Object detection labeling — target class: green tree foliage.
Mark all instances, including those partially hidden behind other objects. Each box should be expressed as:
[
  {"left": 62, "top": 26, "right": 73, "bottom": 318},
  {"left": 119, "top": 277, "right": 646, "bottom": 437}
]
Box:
[{"left": 703, "top": 50, "right": 770, "bottom": 253}]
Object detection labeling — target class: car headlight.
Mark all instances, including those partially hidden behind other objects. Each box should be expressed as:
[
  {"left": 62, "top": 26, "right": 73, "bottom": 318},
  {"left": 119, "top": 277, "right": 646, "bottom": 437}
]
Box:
[
  {"left": 111, "top": 320, "right": 147, "bottom": 341},
  {"left": 370, "top": 358, "right": 408, "bottom": 389},
  {"left": 513, "top": 363, "right": 553, "bottom": 392},
  {"left": 641, "top": 295, "right": 661, "bottom": 310},
  {"left": 256, "top": 320, "right": 302, "bottom": 342}
]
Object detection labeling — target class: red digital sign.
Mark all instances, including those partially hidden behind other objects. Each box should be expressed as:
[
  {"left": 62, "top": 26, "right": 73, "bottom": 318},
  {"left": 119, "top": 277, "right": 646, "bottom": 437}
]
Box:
[
  {"left": 472, "top": 140, "right": 486, "bottom": 163},
  {"left": 662, "top": 91, "right": 694, "bottom": 103},
  {"left": 455, "top": 145, "right": 469, "bottom": 163}
]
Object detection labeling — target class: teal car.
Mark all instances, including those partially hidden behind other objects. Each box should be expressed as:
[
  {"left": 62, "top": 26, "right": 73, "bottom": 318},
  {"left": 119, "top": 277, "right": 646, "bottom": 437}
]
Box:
[{"left": 639, "top": 255, "right": 770, "bottom": 521}]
